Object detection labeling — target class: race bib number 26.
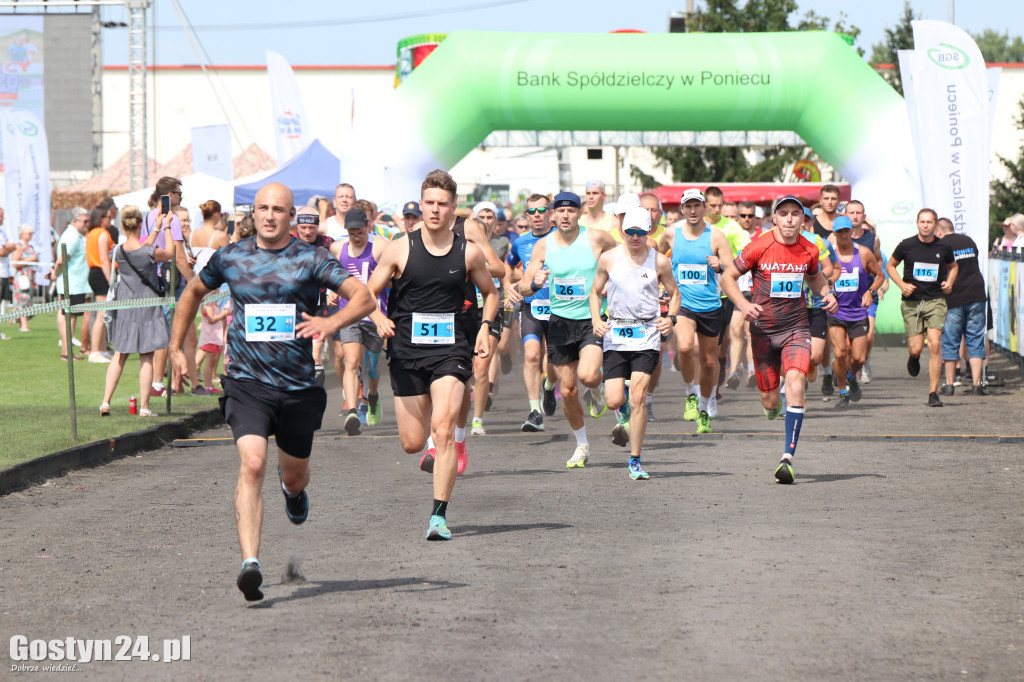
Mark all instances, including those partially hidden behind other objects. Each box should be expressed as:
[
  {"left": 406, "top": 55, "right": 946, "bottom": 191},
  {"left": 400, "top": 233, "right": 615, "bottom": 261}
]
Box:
[{"left": 552, "top": 277, "right": 586, "bottom": 301}]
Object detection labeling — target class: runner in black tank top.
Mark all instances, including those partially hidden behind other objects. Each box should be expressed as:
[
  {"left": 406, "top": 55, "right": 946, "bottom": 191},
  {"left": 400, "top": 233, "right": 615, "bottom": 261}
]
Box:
[{"left": 368, "top": 170, "right": 499, "bottom": 542}]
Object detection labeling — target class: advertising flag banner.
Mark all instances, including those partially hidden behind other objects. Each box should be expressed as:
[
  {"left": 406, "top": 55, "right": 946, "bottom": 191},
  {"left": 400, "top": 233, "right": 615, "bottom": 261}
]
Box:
[
  {"left": 266, "top": 51, "right": 311, "bottom": 164},
  {"left": 1, "top": 108, "right": 52, "bottom": 265},
  {"left": 191, "top": 124, "right": 233, "bottom": 180},
  {"left": 907, "top": 20, "right": 991, "bottom": 277},
  {"left": 0, "top": 16, "right": 43, "bottom": 168}
]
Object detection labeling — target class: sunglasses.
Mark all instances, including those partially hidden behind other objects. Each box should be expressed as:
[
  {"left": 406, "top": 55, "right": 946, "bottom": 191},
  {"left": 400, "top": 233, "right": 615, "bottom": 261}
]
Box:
[
  {"left": 624, "top": 228, "right": 647, "bottom": 237},
  {"left": 739, "top": 213, "right": 755, "bottom": 218},
  {"left": 525, "top": 207, "right": 548, "bottom": 215}
]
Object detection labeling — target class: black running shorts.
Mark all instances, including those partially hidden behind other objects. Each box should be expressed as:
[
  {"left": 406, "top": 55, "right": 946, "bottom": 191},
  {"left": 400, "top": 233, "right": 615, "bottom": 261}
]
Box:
[
  {"left": 604, "top": 349, "right": 659, "bottom": 380},
  {"left": 389, "top": 354, "right": 473, "bottom": 397},
  {"left": 220, "top": 377, "right": 327, "bottom": 459}
]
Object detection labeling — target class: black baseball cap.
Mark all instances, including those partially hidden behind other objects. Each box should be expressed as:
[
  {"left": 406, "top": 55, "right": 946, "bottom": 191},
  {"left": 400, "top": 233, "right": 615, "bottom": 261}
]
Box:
[
  {"left": 402, "top": 201, "right": 422, "bottom": 218},
  {"left": 345, "top": 208, "right": 369, "bottom": 229}
]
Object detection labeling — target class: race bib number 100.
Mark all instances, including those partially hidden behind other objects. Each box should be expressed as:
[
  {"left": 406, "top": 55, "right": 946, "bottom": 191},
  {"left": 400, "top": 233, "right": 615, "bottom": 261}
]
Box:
[
  {"left": 411, "top": 312, "right": 455, "bottom": 345},
  {"left": 769, "top": 272, "right": 803, "bottom": 299},
  {"left": 676, "top": 263, "right": 708, "bottom": 286},
  {"left": 245, "top": 304, "right": 296, "bottom": 342},
  {"left": 552, "top": 277, "right": 586, "bottom": 301}
]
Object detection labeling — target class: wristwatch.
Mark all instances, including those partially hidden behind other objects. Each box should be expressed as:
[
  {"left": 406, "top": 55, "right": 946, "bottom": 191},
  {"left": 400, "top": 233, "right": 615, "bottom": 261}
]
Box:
[{"left": 668, "top": 315, "right": 678, "bottom": 326}]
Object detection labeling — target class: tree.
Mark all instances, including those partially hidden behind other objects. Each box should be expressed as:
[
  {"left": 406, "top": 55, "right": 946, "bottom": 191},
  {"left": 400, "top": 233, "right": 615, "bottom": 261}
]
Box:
[
  {"left": 869, "top": 0, "right": 917, "bottom": 96},
  {"left": 972, "top": 29, "right": 1024, "bottom": 62},
  {"left": 990, "top": 97, "right": 1024, "bottom": 245},
  {"left": 647, "top": 0, "right": 863, "bottom": 184}
]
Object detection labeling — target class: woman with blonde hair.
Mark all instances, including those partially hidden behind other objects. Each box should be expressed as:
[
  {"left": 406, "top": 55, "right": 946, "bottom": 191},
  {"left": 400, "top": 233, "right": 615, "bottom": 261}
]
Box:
[
  {"left": 11, "top": 224, "right": 38, "bottom": 332},
  {"left": 99, "top": 205, "right": 174, "bottom": 417}
]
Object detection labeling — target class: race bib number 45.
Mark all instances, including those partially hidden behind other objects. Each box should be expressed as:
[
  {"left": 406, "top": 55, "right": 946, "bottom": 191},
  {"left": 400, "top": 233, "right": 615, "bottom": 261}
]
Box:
[
  {"left": 552, "top": 276, "right": 586, "bottom": 301},
  {"left": 411, "top": 312, "right": 455, "bottom": 345},
  {"left": 835, "top": 267, "right": 860, "bottom": 292},
  {"left": 245, "top": 304, "right": 296, "bottom": 342},
  {"left": 769, "top": 272, "right": 803, "bottom": 299},
  {"left": 912, "top": 262, "right": 939, "bottom": 282}
]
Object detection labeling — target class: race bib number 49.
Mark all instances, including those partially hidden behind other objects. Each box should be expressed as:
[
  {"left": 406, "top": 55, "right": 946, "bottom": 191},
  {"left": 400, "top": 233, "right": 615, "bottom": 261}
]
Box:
[
  {"left": 769, "top": 272, "right": 803, "bottom": 299},
  {"left": 912, "top": 262, "right": 939, "bottom": 282},
  {"left": 552, "top": 277, "right": 586, "bottom": 301},
  {"left": 245, "top": 303, "right": 296, "bottom": 342},
  {"left": 411, "top": 312, "right": 455, "bottom": 345},
  {"left": 610, "top": 320, "right": 647, "bottom": 347}
]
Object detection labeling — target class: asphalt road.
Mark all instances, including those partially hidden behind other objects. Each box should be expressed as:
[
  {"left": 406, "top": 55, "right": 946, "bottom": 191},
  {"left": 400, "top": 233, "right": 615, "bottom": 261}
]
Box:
[{"left": 2, "top": 344, "right": 1023, "bottom": 680}]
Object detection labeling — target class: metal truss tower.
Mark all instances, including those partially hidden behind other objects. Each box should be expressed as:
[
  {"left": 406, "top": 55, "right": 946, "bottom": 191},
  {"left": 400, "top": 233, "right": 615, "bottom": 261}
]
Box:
[{"left": 127, "top": 0, "right": 150, "bottom": 190}]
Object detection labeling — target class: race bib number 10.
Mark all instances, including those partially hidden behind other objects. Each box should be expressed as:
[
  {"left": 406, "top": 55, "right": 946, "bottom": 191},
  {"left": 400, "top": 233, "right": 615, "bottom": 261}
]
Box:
[
  {"left": 552, "top": 277, "right": 586, "bottom": 301},
  {"left": 769, "top": 272, "right": 803, "bottom": 299},
  {"left": 411, "top": 312, "right": 455, "bottom": 345},
  {"left": 245, "top": 304, "right": 296, "bottom": 342}
]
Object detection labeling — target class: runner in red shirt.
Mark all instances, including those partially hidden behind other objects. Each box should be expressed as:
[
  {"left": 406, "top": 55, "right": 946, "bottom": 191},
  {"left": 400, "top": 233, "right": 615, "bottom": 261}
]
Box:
[{"left": 720, "top": 195, "right": 839, "bottom": 484}]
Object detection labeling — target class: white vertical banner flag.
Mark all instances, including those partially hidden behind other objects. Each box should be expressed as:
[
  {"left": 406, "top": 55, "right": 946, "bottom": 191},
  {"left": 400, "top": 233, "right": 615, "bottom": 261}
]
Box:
[
  {"left": 191, "top": 124, "right": 234, "bottom": 180},
  {"left": 986, "top": 67, "right": 1002, "bottom": 150},
  {"left": 897, "top": 50, "right": 924, "bottom": 200},
  {"left": 266, "top": 51, "right": 312, "bottom": 164},
  {"left": 908, "top": 20, "right": 991, "bottom": 277},
  {"left": 1, "top": 108, "right": 52, "bottom": 265}
]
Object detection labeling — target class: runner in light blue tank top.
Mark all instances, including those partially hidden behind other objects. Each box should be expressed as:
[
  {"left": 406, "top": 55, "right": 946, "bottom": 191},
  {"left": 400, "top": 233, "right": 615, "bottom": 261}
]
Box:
[
  {"left": 546, "top": 226, "right": 598, "bottom": 321},
  {"left": 671, "top": 225, "right": 721, "bottom": 313}
]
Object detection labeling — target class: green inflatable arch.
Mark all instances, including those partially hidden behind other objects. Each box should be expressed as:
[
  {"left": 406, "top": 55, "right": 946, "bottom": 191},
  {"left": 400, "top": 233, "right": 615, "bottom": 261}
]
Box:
[{"left": 355, "top": 31, "right": 922, "bottom": 332}]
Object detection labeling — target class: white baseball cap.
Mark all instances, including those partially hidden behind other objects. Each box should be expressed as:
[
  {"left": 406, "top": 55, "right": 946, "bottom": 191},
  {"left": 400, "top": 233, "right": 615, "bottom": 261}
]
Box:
[
  {"left": 616, "top": 193, "right": 641, "bottom": 211},
  {"left": 680, "top": 188, "right": 705, "bottom": 204},
  {"left": 474, "top": 201, "right": 497, "bottom": 216},
  {"left": 621, "top": 206, "right": 653, "bottom": 234}
]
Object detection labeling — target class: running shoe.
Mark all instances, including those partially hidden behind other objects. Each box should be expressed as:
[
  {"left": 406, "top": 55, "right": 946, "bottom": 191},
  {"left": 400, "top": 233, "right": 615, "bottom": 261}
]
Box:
[
  {"left": 683, "top": 394, "right": 699, "bottom": 421},
  {"left": 88, "top": 352, "right": 110, "bottom": 364},
  {"left": 820, "top": 373, "right": 834, "bottom": 396},
  {"left": 615, "top": 402, "right": 630, "bottom": 425},
  {"left": 358, "top": 403, "right": 369, "bottom": 425},
  {"left": 541, "top": 384, "right": 557, "bottom": 416},
  {"left": 907, "top": 355, "right": 921, "bottom": 377},
  {"left": 708, "top": 396, "right": 718, "bottom": 419},
  {"left": 646, "top": 399, "right": 656, "bottom": 422},
  {"left": 237, "top": 560, "right": 264, "bottom": 601},
  {"left": 763, "top": 403, "right": 781, "bottom": 421},
  {"left": 456, "top": 441, "right": 468, "bottom": 475},
  {"left": 835, "top": 393, "right": 850, "bottom": 409},
  {"left": 589, "top": 384, "right": 607, "bottom": 418},
  {"left": 278, "top": 468, "right": 308, "bottom": 525},
  {"left": 970, "top": 384, "right": 990, "bottom": 396},
  {"left": 566, "top": 444, "right": 589, "bottom": 468},
  {"left": 848, "top": 374, "right": 862, "bottom": 402},
  {"left": 861, "top": 360, "right": 872, "bottom": 384},
  {"left": 344, "top": 410, "right": 361, "bottom": 436},
  {"left": 522, "top": 410, "right": 545, "bottom": 432},
  {"left": 426, "top": 514, "right": 451, "bottom": 541},
  {"left": 939, "top": 384, "right": 954, "bottom": 396},
  {"left": 726, "top": 371, "right": 741, "bottom": 389},
  {"left": 150, "top": 385, "right": 167, "bottom": 398},
  {"left": 628, "top": 457, "right": 649, "bottom": 480},
  {"left": 774, "top": 457, "right": 795, "bottom": 484},
  {"left": 471, "top": 418, "right": 486, "bottom": 436},
  {"left": 419, "top": 448, "right": 436, "bottom": 473},
  {"left": 367, "top": 394, "right": 382, "bottom": 426},
  {"left": 611, "top": 423, "right": 629, "bottom": 447},
  {"left": 697, "top": 410, "right": 712, "bottom": 434},
  {"left": 927, "top": 391, "right": 944, "bottom": 407},
  {"left": 746, "top": 372, "right": 757, "bottom": 389}
]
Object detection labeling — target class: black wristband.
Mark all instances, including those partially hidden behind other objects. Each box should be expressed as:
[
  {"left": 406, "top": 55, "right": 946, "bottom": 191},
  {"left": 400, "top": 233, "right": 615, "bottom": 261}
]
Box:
[
  {"left": 530, "top": 279, "right": 541, "bottom": 293},
  {"left": 486, "top": 318, "right": 502, "bottom": 338}
]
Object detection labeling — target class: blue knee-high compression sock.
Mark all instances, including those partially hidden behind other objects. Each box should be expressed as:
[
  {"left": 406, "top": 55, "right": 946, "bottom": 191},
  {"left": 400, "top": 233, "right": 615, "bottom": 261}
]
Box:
[{"left": 784, "top": 406, "right": 805, "bottom": 458}]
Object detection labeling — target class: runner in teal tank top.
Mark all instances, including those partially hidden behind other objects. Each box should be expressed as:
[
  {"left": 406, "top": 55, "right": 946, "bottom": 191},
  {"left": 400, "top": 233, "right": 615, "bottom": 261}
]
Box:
[
  {"left": 658, "top": 188, "right": 733, "bottom": 433},
  {"left": 518, "top": 192, "right": 617, "bottom": 468}
]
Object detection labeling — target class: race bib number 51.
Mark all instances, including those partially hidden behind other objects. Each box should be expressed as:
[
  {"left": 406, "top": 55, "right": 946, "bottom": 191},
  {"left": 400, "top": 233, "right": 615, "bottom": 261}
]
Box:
[
  {"left": 769, "top": 272, "right": 803, "bottom": 299},
  {"left": 245, "top": 304, "right": 296, "bottom": 342},
  {"left": 411, "top": 312, "right": 455, "bottom": 345}
]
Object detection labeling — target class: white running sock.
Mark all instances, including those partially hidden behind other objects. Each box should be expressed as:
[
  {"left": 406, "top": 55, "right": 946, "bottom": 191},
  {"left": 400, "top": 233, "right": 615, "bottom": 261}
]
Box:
[
  {"left": 454, "top": 426, "right": 466, "bottom": 443},
  {"left": 698, "top": 394, "right": 710, "bottom": 413},
  {"left": 426, "top": 436, "right": 435, "bottom": 451},
  {"left": 572, "top": 425, "right": 588, "bottom": 446}
]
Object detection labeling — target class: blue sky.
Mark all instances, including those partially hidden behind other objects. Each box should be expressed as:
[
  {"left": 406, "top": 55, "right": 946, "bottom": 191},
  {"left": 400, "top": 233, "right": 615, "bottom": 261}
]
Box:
[{"left": 93, "top": 0, "right": 1022, "bottom": 66}]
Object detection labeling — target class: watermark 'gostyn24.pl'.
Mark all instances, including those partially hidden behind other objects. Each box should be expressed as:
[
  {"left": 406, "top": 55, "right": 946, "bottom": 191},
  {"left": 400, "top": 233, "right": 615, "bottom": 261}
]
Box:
[{"left": 9, "top": 635, "right": 191, "bottom": 665}]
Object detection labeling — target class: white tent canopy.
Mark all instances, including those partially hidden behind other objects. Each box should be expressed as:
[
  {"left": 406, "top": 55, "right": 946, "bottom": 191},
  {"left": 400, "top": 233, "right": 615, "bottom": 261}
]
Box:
[{"left": 110, "top": 172, "right": 236, "bottom": 236}]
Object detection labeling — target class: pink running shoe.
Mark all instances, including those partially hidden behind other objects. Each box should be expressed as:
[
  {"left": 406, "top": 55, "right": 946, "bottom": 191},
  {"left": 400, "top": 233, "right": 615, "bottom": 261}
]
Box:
[
  {"left": 456, "top": 441, "right": 468, "bottom": 475},
  {"left": 419, "top": 448, "right": 435, "bottom": 473}
]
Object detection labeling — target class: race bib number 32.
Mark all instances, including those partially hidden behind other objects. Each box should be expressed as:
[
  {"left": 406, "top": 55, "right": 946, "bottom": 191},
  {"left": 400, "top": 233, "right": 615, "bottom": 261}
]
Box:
[
  {"left": 245, "top": 303, "right": 296, "bottom": 342},
  {"left": 411, "top": 312, "right": 455, "bottom": 345},
  {"left": 552, "top": 277, "right": 586, "bottom": 301},
  {"left": 769, "top": 272, "right": 803, "bottom": 299}
]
